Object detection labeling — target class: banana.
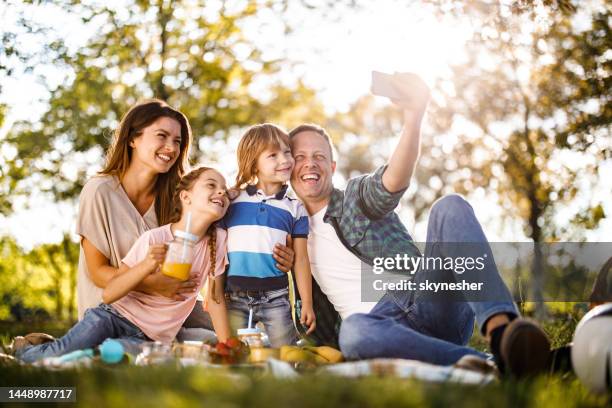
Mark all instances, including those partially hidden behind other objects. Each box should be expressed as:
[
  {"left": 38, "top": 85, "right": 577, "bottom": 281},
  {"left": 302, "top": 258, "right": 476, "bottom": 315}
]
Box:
[
  {"left": 279, "top": 345, "right": 300, "bottom": 361},
  {"left": 304, "top": 346, "right": 344, "bottom": 363},
  {"left": 280, "top": 345, "right": 344, "bottom": 364},
  {"left": 280, "top": 346, "right": 314, "bottom": 362}
]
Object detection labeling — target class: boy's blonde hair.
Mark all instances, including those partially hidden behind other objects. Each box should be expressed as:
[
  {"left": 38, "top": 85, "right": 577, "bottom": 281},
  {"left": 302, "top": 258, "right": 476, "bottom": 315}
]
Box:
[{"left": 235, "top": 123, "right": 290, "bottom": 189}]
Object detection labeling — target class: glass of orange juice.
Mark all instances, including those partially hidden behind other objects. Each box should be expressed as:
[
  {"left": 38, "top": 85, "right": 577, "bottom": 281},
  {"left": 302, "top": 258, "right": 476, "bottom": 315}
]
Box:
[{"left": 162, "top": 230, "right": 197, "bottom": 281}]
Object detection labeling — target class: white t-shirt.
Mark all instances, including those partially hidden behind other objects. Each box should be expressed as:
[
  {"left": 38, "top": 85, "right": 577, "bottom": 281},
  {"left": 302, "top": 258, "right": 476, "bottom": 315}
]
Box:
[{"left": 307, "top": 207, "right": 377, "bottom": 319}]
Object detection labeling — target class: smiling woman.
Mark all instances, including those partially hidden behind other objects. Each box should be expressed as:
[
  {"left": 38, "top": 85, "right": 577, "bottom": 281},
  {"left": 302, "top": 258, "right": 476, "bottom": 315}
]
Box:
[{"left": 75, "top": 99, "right": 198, "bottom": 319}]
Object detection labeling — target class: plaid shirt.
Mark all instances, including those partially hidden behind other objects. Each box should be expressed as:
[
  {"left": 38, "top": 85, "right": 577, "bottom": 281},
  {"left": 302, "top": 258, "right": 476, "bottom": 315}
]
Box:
[{"left": 305, "top": 165, "right": 421, "bottom": 346}]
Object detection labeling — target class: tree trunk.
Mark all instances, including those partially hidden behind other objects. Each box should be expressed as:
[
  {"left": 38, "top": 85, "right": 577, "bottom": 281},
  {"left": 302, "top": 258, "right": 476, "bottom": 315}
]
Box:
[
  {"left": 155, "top": 0, "right": 172, "bottom": 101},
  {"left": 528, "top": 187, "right": 547, "bottom": 319},
  {"left": 521, "top": 102, "right": 547, "bottom": 319},
  {"left": 513, "top": 245, "right": 524, "bottom": 314}
]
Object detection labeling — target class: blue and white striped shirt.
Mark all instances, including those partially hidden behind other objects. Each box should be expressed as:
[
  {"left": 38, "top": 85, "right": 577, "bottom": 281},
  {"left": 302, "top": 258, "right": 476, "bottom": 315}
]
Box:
[{"left": 222, "top": 184, "right": 309, "bottom": 291}]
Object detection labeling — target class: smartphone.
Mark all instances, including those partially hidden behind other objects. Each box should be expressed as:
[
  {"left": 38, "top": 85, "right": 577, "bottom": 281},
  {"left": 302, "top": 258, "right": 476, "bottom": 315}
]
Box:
[{"left": 371, "top": 70, "right": 402, "bottom": 100}]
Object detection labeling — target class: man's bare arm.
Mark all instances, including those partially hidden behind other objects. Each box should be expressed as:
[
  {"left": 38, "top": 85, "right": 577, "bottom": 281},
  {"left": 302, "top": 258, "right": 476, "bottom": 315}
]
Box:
[{"left": 381, "top": 73, "right": 430, "bottom": 193}]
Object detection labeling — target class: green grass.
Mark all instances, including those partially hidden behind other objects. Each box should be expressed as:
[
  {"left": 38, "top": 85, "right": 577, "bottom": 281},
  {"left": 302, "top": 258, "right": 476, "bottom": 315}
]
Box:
[
  {"left": 1, "top": 307, "right": 610, "bottom": 408},
  {"left": 0, "top": 364, "right": 608, "bottom": 408}
]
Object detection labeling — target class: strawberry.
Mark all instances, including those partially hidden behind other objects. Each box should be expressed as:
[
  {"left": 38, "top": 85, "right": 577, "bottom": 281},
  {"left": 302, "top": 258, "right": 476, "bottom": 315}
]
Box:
[
  {"left": 225, "top": 337, "right": 242, "bottom": 349},
  {"left": 215, "top": 342, "right": 230, "bottom": 356}
]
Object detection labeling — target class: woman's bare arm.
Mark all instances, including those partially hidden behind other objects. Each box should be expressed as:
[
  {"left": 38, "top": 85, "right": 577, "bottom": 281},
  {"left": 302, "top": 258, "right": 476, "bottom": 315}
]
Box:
[
  {"left": 82, "top": 237, "right": 197, "bottom": 300},
  {"left": 102, "top": 244, "right": 166, "bottom": 304},
  {"left": 82, "top": 238, "right": 121, "bottom": 287}
]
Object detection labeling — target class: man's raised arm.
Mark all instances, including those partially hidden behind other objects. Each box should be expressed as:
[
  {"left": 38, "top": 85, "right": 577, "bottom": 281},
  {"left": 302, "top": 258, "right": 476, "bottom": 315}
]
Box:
[{"left": 381, "top": 73, "right": 431, "bottom": 193}]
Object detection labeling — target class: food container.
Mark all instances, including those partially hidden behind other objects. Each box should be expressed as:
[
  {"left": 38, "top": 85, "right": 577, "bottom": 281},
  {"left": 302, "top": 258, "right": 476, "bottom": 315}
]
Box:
[
  {"left": 237, "top": 327, "right": 265, "bottom": 348},
  {"left": 135, "top": 341, "right": 174, "bottom": 365},
  {"left": 248, "top": 347, "right": 280, "bottom": 363}
]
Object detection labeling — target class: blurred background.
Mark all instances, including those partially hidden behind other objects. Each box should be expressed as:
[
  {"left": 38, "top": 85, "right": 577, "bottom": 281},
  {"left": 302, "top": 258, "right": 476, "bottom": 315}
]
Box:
[{"left": 0, "top": 0, "right": 610, "bottom": 325}]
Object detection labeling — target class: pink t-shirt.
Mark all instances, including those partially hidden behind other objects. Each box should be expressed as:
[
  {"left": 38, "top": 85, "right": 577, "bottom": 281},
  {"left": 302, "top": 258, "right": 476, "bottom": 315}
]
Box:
[{"left": 112, "top": 224, "right": 228, "bottom": 343}]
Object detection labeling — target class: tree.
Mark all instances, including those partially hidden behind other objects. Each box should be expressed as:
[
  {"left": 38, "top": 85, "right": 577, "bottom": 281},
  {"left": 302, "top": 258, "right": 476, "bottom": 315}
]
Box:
[
  {"left": 0, "top": 235, "right": 78, "bottom": 321},
  {"left": 427, "top": 1, "right": 610, "bottom": 315},
  {"left": 2, "top": 0, "right": 327, "bottom": 212},
  {"left": 26, "top": 234, "right": 79, "bottom": 321},
  {"left": 1, "top": 0, "right": 63, "bottom": 214}
]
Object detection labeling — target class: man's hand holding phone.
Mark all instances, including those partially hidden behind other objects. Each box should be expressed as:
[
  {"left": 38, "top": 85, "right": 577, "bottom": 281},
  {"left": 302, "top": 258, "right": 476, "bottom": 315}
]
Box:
[
  {"left": 371, "top": 71, "right": 430, "bottom": 114},
  {"left": 371, "top": 70, "right": 429, "bottom": 192}
]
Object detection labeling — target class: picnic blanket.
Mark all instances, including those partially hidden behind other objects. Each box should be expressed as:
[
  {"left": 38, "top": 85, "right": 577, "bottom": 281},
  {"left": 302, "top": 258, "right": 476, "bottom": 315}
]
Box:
[
  {"left": 2, "top": 345, "right": 496, "bottom": 386},
  {"left": 267, "top": 358, "right": 496, "bottom": 385}
]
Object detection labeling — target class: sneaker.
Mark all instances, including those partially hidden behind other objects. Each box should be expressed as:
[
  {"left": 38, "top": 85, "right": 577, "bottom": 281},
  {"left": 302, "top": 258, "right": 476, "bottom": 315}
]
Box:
[
  {"left": 499, "top": 319, "right": 551, "bottom": 378},
  {"left": 0, "top": 352, "right": 18, "bottom": 366},
  {"left": 7, "top": 332, "right": 55, "bottom": 356}
]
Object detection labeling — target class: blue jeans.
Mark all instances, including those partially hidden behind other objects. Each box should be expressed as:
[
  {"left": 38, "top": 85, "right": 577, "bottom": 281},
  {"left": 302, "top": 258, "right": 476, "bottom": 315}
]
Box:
[
  {"left": 16, "top": 304, "right": 149, "bottom": 363},
  {"left": 339, "top": 194, "right": 519, "bottom": 365},
  {"left": 226, "top": 287, "right": 297, "bottom": 347}
]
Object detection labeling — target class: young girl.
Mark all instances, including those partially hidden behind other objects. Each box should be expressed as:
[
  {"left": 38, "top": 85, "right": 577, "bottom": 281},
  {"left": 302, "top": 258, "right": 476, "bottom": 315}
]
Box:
[
  {"left": 222, "top": 123, "right": 316, "bottom": 347},
  {"left": 15, "top": 167, "right": 231, "bottom": 363}
]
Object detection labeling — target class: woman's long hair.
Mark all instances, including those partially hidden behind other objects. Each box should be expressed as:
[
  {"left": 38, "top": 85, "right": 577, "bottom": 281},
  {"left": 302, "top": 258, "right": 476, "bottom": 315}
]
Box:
[
  {"left": 234, "top": 123, "right": 290, "bottom": 189},
  {"left": 100, "top": 99, "right": 192, "bottom": 225},
  {"left": 169, "top": 166, "right": 220, "bottom": 303}
]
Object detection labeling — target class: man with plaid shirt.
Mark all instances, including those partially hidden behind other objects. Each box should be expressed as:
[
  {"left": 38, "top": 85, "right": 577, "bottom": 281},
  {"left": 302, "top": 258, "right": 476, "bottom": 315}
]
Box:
[{"left": 275, "top": 73, "right": 551, "bottom": 378}]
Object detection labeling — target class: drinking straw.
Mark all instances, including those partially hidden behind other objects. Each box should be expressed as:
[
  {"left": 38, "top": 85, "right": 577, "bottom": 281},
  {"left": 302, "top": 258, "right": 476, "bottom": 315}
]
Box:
[
  {"left": 181, "top": 211, "right": 192, "bottom": 263},
  {"left": 247, "top": 308, "right": 253, "bottom": 329}
]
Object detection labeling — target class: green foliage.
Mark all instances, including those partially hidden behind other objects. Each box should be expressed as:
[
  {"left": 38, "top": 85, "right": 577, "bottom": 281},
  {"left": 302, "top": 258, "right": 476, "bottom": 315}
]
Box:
[
  {"left": 0, "top": 235, "right": 78, "bottom": 322},
  {"left": 422, "top": 3, "right": 611, "bottom": 314},
  {"left": 535, "top": 10, "right": 612, "bottom": 155},
  {"left": 2, "top": 0, "right": 326, "bottom": 211},
  {"left": 0, "top": 1, "right": 46, "bottom": 79},
  {"left": 570, "top": 204, "right": 606, "bottom": 230},
  {"left": 428, "top": 1, "right": 610, "bottom": 241},
  {"left": 330, "top": 2, "right": 610, "bottom": 229},
  {"left": 423, "top": 0, "right": 577, "bottom": 16}
]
